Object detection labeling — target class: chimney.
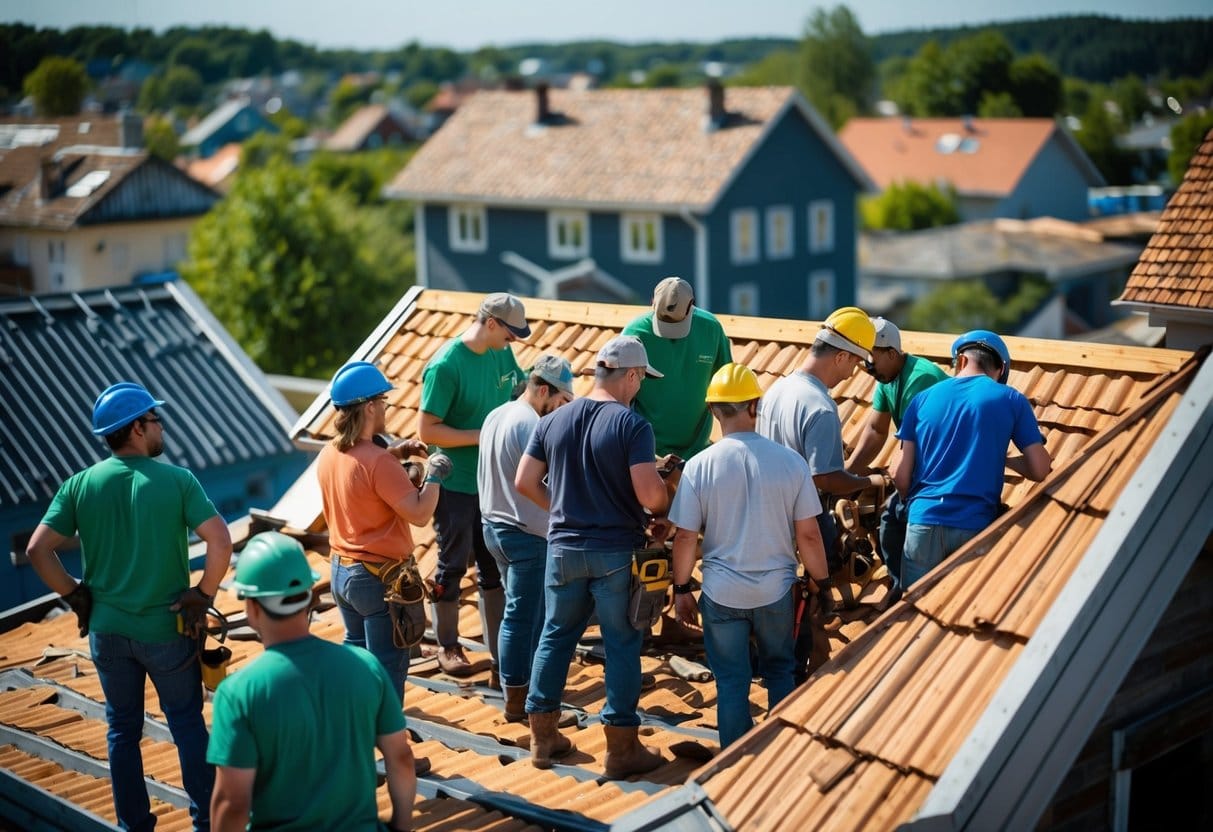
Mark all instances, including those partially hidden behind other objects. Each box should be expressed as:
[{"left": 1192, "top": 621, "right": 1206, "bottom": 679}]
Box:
[
  {"left": 705, "top": 79, "right": 726, "bottom": 130},
  {"left": 534, "top": 83, "right": 551, "bottom": 124},
  {"left": 38, "top": 157, "right": 62, "bottom": 201},
  {"left": 120, "top": 110, "right": 143, "bottom": 148},
  {"left": 963, "top": 114, "right": 976, "bottom": 133}
]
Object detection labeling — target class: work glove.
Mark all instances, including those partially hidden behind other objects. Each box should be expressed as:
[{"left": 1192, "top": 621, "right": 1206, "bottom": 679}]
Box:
[
  {"left": 425, "top": 453, "right": 453, "bottom": 484},
  {"left": 814, "top": 576, "right": 835, "bottom": 618},
  {"left": 63, "top": 582, "right": 93, "bottom": 638},
  {"left": 171, "top": 586, "right": 214, "bottom": 639}
]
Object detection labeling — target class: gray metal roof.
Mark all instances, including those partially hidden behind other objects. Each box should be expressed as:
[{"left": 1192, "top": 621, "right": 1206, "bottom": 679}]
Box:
[{"left": 0, "top": 282, "right": 298, "bottom": 508}]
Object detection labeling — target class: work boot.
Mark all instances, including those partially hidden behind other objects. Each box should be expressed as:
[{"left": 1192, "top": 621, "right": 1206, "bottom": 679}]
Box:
[
  {"left": 414, "top": 755, "right": 432, "bottom": 777},
  {"left": 528, "top": 711, "right": 574, "bottom": 769},
  {"left": 479, "top": 585, "right": 506, "bottom": 669},
  {"left": 488, "top": 665, "right": 501, "bottom": 691},
  {"left": 603, "top": 725, "right": 663, "bottom": 780},
  {"left": 503, "top": 684, "right": 528, "bottom": 723},
  {"left": 437, "top": 644, "right": 474, "bottom": 677}
]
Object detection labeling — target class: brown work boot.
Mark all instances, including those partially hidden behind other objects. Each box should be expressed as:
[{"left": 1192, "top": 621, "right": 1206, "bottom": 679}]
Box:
[
  {"left": 413, "top": 755, "right": 431, "bottom": 777},
  {"left": 528, "top": 711, "right": 574, "bottom": 769},
  {"left": 503, "top": 683, "right": 528, "bottom": 723},
  {"left": 603, "top": 725, "right": 663, "bottom": 780},
  {"left": 437, "top": 644, "right": 474, "bottom": 677}
]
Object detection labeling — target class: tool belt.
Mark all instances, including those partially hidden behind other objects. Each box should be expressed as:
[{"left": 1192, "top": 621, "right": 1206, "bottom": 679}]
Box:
[
  {"left": 628, "top": 547, "right": 672, "bottom": 631},
  {"left": 337, "top": 555, "right": 390, "bottom": 578},
  {"left": 176, "top": 607, "right": 231, "bottom": 691},
  {"left": 378, "top": 556, "right": 429, "bottom": 649}
]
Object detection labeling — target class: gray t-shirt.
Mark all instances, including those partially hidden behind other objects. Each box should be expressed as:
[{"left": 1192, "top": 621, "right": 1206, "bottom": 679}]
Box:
[
  {"left": 669, "top": 432, "right": 821, "bottom": 609},
  {"left": 477, "top": 398, "right": 548, "bottom": 538},
  {"left": 756, "top": 370, "right": 845, "bottom": 476}
]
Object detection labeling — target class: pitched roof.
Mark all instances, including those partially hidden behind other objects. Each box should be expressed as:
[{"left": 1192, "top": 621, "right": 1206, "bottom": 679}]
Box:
[
  {"left": 325, "top": 104, "right": 408, "bottom": 151},
  {"left": 0, "top": 115, "right": 122, "bottom": 153},
  {"left": 0, "top": 150, "right": 219, "bottom": 230},
  {"left": 0, "top": 282, "right": 298, "bottom": 509},
  {"left": 839, "top": 117, "right": 1104, "bottom": 197},
  {"left": 1118, "top": 127, "right": 1213, "bottom": 310},
  {"left": 184, "top": 142, "right": 242, "bottom": 189},
  {"left": 181, "top": 97, "right": 257, "bottom": 146},
  {"left": 386, "top": 86, "right": 870, "bottom": 211}
]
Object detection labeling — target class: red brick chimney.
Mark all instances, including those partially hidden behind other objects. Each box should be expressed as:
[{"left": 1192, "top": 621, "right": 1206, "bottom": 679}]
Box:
[{"left": 706, "top": 79, "right": 726, "bottom": 130}]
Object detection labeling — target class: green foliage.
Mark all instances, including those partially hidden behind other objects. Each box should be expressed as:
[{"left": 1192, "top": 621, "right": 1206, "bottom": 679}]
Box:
[
  {"left": 908, "top": 276, "right": 1052, "bottom": 334},
  {"left": 797, "top": 5, "right": 873, "bottom": 128},
  {"left": 977, "top": 91, "right": 1021, "bottom": 118},
  {"left": 1109, "top": 74, "right": 1150, "bottom": 125},
  {"left": 239, "top": 133, "right": 293, "bottom": 170},
  {"left": 139, "top": 65, "right": 204, "bottom": 111},
  {"left": 23, "top": 56, "right": 88, "bottom": 116},
  {"left": 1008, "top": 55, "right": 1062, "bottom": 117},
  {"left": 1169, "top": 112, "right": 1213, "bottom": 186},
  {"left": 268, "top": 107, "right": 309, "bottom": 139},
  {"left": 306, "top": 147, "right": 413, "bottom": 206},
  {"left": 729, "top": 50, "right": 797, "bottom": 87},
  {"left": 891, "top": 41, "right": 955, "bottom": 116},
  {"left": 644, "top": 64, "right": 686, "bottom": 88},
  {"left": 1073, "top": 99, "right": 1133, "bottom": 184},
  {"left": 143, "top": 116, "right": 180, "bottom": 160},
  {"left": 403, "top": 80, "right": 439, "bottom": 110},
  {"left": 861, "top": 181, "right": 960, "bottom": 232},
  {"left": 181, "top": 160, "right": 411, "bottom": 377},
  {"left": 328, "top": 79, "right": 375, "bottom": 127}
]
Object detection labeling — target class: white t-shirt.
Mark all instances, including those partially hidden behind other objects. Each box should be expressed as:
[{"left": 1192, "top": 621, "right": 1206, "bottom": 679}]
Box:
[{"left": 477, "top": 398, "right": 548, "bottom": 538}]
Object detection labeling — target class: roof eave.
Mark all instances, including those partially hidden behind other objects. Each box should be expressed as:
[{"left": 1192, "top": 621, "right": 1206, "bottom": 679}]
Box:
[
  {"left": 1112, "top": 299, "right": 1213, "bottom": 323},
  {"left": 380, "top": 189, "right": 709, "bottom": 215}
]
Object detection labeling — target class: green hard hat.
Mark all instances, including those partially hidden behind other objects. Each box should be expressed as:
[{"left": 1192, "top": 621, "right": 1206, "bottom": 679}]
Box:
[{"left": 233, "top": 532, "right": 319, "bottom": 599}]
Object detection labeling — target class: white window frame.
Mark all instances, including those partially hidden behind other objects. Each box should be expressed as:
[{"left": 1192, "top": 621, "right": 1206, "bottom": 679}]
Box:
[
  {"left": 808, "top": 200, "right": 834, "bottom": 254},
  {"left": 731, "top": 208, "right": 759, "bottom": 264},
  {"left": 620, "top": 213, "right": 663, "bottom": 263},
  {"left": 765, "top": 205, "right": 794, "bottom": 260},
  {"left": 448, "top": 204, "right": 487, "bottom": 253},
  {"left": 547, "top": 210, "right": 589, "bottom": 260},
  {"left": 729, "top": 282, "right": 759, "bottom": 316},
  {"left": 809, "top": 270, "right": 834, "bottom": 320}
]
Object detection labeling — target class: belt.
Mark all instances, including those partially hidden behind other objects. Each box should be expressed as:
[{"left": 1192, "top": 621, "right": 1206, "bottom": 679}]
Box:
[{"left": 336, "top": 555, "right": 392, "bottom": 577}]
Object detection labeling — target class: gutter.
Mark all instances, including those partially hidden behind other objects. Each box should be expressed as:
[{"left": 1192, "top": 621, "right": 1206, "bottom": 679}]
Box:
[{"left": 680, "top": 208, "right": 710, "bottom": 311}]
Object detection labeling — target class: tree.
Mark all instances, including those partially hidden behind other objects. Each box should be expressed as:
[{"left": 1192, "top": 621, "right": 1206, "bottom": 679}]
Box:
[
  {"left": 944, "top": 31, "right": 1014, "bottom": 115},
  {"left": 1074, "top": 98, "right": 1133, "bottom": 184},
  {"left": 798, "top": 5, "right": 873, "bottom": 128},
  {"left": 23, "top": 56, "right": 88, "bottom": 116},
  {"left": 143, "top": 116, "right": 180, "bottom": 160},
  {"left": 895, "top": 41, "right": 956, "bottom": 116},
  {"left": 181, "top": 161, "right": 410, "bottom": 377},
  {"left": 978, "top": 91, "right": 1021, "bottom": 118},
  {"left": 907, "top": 276, "right": 1051, "bottom": 333},
  {"left": 861, "top": 181, "right": 960, "bottom": 232},
  {"left": 1168, "top": 112, "right": 1213, "bottom": 185},
  {"left": 1008, "top": 55, "right": 1062, "bottom": 117}
]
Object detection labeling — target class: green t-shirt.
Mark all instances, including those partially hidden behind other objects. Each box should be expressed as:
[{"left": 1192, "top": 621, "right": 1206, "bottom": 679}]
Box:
[
  {"left": 41, "top": 456, "right": 218, "bottom": 642},
  {"left": 420, "top": 337, "right": 522, "bottom": 494},
  {"left": 207, "top": 637, "right": 406, "bottom": 832},
  {"left": 622, "top": 308, "right": 732, "bottom": 459},
  {"left": 872, "top": 354, "right": 949, "bottom": 427}
]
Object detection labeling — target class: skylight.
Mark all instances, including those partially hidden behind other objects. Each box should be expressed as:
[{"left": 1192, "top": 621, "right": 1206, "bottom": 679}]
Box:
[{"left": 66, "top": 170, "right": 111, "bottom": 198}]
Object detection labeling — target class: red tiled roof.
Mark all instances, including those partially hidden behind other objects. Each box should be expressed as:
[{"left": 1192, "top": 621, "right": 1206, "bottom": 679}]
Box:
[{"left": 1119, "top": 127, "right": 1213, "bottom": 309}]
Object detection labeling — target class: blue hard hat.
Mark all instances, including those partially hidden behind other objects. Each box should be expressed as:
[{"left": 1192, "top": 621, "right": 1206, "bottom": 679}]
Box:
[
  {"left": 330, "top": 361, "right": 393, "bottom": 407},
  {"left": 91, "top": 382, "right": 165, "bottom": 435},
  {"left": 951, "top": 330, "right": 1012, "bottom": 384}
]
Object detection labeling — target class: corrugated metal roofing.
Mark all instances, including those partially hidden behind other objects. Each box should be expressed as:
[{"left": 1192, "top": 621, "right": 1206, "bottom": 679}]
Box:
[{"left": 0, "top": 283, "right": 297, "bottom": 508}]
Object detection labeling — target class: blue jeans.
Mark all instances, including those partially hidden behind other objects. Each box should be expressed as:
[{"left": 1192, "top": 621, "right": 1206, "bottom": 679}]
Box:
[
  {"left": 483, "top": 521, "right": 548, "bottom": 688},
  {"left": 90, "top": 632, "right": 212, "bottom": 832},
  {"left": 331, "top": 557, "right": 407, "bottom": 702},
  {"left": 526, "top": 546, "right": 642, "bottom": 727},
  {"left": 700, "top": 590, "right": 796, "bottom": 749},
  {"left": 880, "top": 492, "right": 908, "bottom": 591},
  {"left": 902, "top": 523, "right": 979, "bottom": 586}
]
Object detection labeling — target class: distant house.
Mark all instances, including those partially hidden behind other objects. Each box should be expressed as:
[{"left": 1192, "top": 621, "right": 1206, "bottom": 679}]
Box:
[
  {"left": 1115, "top": 126, "right": 1213, "bottom": 349},
  {"left": 0, "top": 133, "right": 219, "bottom": 294},
  {"left": 386, "top": 83, "right": 873, "bottom": 320},
  {"left": 181, "top": 97, "right": 276, "bottom": 159},
  {"left": 185, "top": 141, "right": 242, "bottom": 193},
  {"left": 325, "top": 104, "right": 414, "bottom": 151},
  {"left": 0, "top": 282, "right": 311, "bottom": 611},
  {"left": 839, "top": 117, "right": 1105, "bottom": 223}
]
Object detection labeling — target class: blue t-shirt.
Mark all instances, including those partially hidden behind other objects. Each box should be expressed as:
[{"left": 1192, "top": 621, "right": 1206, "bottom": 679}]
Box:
[
  {"left": 897, "top": 375, "right": 1045, "bottom": 530},
  {"left": 524, "top": 397, "right": 656, "bottom": 551}
]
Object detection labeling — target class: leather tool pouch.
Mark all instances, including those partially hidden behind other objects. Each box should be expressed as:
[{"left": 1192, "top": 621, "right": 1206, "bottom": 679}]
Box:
[
  {"left": 381, "top": 557, "right": 428, "bottom": 649},
  {"left": 198, "top": 608, "right": 231, "bottom": 692},
  {"left": 628, "top": 548, "right": 672, "bottom": 631}
]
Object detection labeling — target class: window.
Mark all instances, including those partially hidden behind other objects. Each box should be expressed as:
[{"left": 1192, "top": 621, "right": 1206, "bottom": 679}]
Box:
[
  {"left": 766, "top": 205, "right": 794, "bottom": 259},
  {"left": 620, "top": 213, "right": 663, "bottom": 263},
  {"left": 48, "top": 240, "right": 66, "bottom": 263},
  {"left": 809, "top": 270, "right": 834, "bottom": 320},
  {"left": 730, "top": 283, "right": 759, "bottom": 316},
  {"left": 731, "top": 209, "right": 759, "bottom": 264},
  {"left": 448, "top": 204, "right": 487, "bottom": 253},
  {"left": 808, "top": 200, "right": 834, "bottom": 253},
  {"left": 163, "top": 233, "right": 187, "bottom": 265},
  {"left": 548, "top": 210, "right": 589, "bottom": 259}
]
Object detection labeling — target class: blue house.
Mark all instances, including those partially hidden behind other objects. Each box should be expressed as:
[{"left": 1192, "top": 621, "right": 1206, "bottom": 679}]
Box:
[
  {"left": 0, "top": 282, "right": 311, "bottom": 611},
  {"left": 181, "top": 97, "right": 277, "bottom": 159},
  {"left": 385, "top": 83, "right": 873, "bottom": 320}
]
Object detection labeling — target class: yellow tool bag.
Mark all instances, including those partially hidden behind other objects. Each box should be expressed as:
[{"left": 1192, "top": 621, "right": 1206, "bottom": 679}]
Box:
[
  {"left": 198, "top": 609, "right": 231, "bottom": 692},
  {"left": 628, "top": 548, "right": 672, "bottom": 631}
]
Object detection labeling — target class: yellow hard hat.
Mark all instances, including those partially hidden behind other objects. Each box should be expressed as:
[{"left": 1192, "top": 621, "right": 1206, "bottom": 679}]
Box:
[
  {"left": 821, "top": 306, "right": 876, "bottom": 355},
  {"left": 706, "top": 363, "right": 763, "bottom": 403}
]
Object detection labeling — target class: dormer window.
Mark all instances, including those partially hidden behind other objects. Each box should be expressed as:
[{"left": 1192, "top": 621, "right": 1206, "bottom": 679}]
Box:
[{"left": 449, "top": 205, "right": 487, "bottom": 252}]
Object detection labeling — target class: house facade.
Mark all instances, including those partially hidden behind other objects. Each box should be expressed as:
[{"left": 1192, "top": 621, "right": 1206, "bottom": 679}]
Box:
[
  {"left": 386, "top": 84, "right": 872, "bottom": 320},
  {"left": 181, "top": 97, "right": 276, "bottom": 158}
]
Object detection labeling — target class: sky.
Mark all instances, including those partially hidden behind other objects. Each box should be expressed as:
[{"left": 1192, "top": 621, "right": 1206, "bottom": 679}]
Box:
[{"left": 3, "top": 0, "right": 1208, "bottom": 51}]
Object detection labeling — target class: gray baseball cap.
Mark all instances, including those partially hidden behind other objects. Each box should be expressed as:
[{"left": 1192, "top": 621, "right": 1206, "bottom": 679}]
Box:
[
  {"left": 651, "top": 276, "right": 695, "bottom": 339},
  {"left": 872, "top": 317, "right": 901, "bottom": 352},
  {"left": 530, "top": 354, "right": 575, "bottom": 395},
  {"left": 480, "top": 292, "right": 531, "bottom": 338},
  {"left": 597, "top": 336, "right": 663, "bottom": 378}
]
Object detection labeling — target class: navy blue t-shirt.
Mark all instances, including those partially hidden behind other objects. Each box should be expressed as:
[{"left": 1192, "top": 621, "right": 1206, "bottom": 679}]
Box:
[{"left": 524, "top": 397, "right": 655, "bottom": 551}]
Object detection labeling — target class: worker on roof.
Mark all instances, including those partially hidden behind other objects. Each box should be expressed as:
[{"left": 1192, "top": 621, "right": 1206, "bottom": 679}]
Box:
[
  {"left": 477, "top": 354, "right": 576, "bottom": 725},
  {"left": 845, "top": 318, "right": 948, "bottom": 593},
  {"left": 27, "top": 381, "right": 232, "bottom": 832},
  {"left": 669, "top": 364, "right": 831, "bottom": 748},
  {"left": 515, "top": 335, "right": 674, "bottom": 778},
  {"left": 418, "top": 292, "right": 528, "bottom": 680},
  {"left": 892, "top": 330, "right": 1053, "bottom": 586},
  {"left": 208, "top": 532, "right": 416, "bottom": 832},
  {"left": 757, "top": 307, "right": 888, "bottom": 681},
  {"left": 319, "top": 360, "right": 445, "bottom": 776},
  {"left": 621, "top": 276, "right": 732, "bottom": 462}
]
